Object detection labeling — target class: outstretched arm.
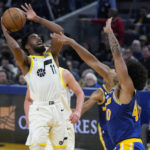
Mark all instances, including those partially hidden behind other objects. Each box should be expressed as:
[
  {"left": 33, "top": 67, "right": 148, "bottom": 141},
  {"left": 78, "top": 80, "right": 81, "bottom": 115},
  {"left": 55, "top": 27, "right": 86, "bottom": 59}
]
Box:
[
  {"left": 104, "top": 18, "right": 134, "bottom": 103},
  {"left": 21, "top": 3, "right": 64, "bottom": 34},
  {"left": 51, "top": 33, "right": 112, "bottom": 83},
  {"left": 1, "top": 20, "right": 30, "bottom": 75},
  {"left": 81, "top": 89, "right": 103, "bottom": 115},
  {"left": 21, "top": 3, "right": 63, "bottom": 58},
  {"left": 63, "top": 69, "right": 84, "bottom": 124}
]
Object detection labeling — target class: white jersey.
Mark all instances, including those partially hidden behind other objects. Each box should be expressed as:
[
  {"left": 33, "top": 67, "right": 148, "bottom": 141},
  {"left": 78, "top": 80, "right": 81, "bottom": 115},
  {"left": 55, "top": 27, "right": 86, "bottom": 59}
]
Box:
[
  {"left": 25, "top": 52, "right": 61, "bottom": 102},
  {"left": 59, "top": 67, "right": 72, "bottom": 118}
]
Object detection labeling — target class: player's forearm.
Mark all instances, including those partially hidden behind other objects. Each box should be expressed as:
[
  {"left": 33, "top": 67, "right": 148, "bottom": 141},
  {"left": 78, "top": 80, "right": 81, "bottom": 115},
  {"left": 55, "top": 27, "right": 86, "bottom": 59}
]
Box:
[
  {"left": 3, "top": 32, "right": 20, "bottom": 51},
  {"left": 69, "top": 40, "right": 99, "bottom": 67},
  {"left": 33, "top": 16, "right": 64, "bottom": 34},
  {"left": 69, "top": 40, "right": 110, "bottom": 80},
  {"left": 81, "top": 102, "right": 90, "bottom": 116},
  {"left": 24, "top": 100, "right": 29, "bottom": 121},
  {"left": 75, "top": 91, "right": 84, "bottom": 114},
  {"left": 81, "top": 100, "right": 96, "bottom": 115},
  {"left": 107, "top": 30, "right": 122, "bottom": 59}
]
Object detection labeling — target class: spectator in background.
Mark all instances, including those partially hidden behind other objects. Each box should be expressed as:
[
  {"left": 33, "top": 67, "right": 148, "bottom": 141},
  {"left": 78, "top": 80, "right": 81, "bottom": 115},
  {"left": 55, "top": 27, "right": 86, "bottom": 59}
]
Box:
[
  {"left": 17, "top": 74, "right": 26, "bottom": 85},
  {"left": 81, "top": 8, "right": 124, "bottom": 45},
  {"left": 84, "top": 72, "right": 100, "bottom": 88},
  {"left": 0, "top": 57, "right": 18, "bottom": 80},
  {"left": 66, "top": 60, "right": 80, "bottom": 81},
  {"left": 123, "top": 48, "right": 137, "bottom": 61},
  {"left": 140, "top": 46, "right": 150, "bottom": 78},
  {"left": 131, "top": 40, "right": 142, "bottom": 60},
  {"left": 139, "top": 35, "right": 148, "bottom": 47},
  {"left": 134, "top": 6, "right": 150, "bottom": 35},
  {"left": 79, "top": 68, "right": 94, "bottom": 87},
  {"left": 0, "top": 70, "right": 9, "bottom": 84}
]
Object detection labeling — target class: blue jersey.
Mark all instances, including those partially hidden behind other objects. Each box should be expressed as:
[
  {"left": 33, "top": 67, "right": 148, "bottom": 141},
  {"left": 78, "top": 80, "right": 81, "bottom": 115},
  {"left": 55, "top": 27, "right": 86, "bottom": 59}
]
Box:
[
  {"left": 97, "top": 84, "right": 115, "bottom": 150},
  {"left": 105, "top": 88, "right": 142, "bottom": 145}
]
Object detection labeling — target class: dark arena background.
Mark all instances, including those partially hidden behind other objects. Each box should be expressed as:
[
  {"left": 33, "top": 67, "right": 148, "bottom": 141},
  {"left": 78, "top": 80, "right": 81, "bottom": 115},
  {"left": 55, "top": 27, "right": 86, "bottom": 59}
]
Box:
[{"left": 0, "top": 0, "right": 150, "bottom": 150}]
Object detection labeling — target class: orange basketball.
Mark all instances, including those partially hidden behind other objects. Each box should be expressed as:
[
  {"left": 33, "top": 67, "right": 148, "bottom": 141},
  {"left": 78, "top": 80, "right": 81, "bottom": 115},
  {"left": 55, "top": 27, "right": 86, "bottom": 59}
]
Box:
[{"left": 2, "top": 8, "right": 26, "bottom": 32}]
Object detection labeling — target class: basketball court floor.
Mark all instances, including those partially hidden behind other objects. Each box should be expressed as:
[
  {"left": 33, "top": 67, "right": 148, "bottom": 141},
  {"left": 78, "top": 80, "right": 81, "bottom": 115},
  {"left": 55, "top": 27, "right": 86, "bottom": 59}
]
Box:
[
  {"left": 0, "top": 143, "right": 28, "bottom": 150},
  {"left": 0, "top": 143, "right": 88, "bottom": 150}
]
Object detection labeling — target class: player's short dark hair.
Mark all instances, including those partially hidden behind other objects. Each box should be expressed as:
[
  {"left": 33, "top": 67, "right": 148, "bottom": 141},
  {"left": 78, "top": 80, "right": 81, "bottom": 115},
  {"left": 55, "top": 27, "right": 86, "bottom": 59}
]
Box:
[
  {"left": 21, "top": 32, "right": 44, "bottom": 55},
  {"left": 21, "top": 32, "right": 34, "bottom": 55},
  {"left": 126, "top": 59, "right": 148, "bottom": 90}
]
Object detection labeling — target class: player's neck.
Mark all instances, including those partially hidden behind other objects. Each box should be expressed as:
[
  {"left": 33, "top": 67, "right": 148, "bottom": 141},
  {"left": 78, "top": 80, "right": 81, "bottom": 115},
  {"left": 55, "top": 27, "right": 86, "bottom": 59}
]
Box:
[{"left": 30, "top": 51, "right": 44, "bottom": 56}]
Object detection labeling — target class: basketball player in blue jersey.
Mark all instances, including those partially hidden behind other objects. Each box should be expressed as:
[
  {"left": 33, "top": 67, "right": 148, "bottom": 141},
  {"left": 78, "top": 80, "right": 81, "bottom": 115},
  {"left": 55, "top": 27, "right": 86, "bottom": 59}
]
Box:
[
  {"left": 1, "top": 3, "right": 83, "bottom": 150},
  {"left": 81, "top": 84, "right": 115, "bottom": 150},
  {"left": 102, "top": 18, "right": 147, "bottom": 150},
  {"left": 50, "top": 20, "right": 148, "bottom": 149},
  {"left": 50, "top": 33, "right": 118, "bottom": 150}
]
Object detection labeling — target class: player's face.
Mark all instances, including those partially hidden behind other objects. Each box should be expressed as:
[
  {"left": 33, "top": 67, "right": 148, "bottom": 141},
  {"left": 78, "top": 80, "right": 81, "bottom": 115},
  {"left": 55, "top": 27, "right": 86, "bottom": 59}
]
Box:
[{"left": 27, "top": 34, "right": 46, "bottom": 54}]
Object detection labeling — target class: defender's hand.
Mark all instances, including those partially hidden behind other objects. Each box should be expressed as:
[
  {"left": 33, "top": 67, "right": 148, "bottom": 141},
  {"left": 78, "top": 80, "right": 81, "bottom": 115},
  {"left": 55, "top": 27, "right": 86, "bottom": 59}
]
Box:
[
  {"left": 21, "top": 3, "right": 37, "bottom": 21},
  {"left": 69, "top": 110, "right": 81, "bottom": 124},
  {"left": 104, "top": 17, "right": 112, "bottom": 33},
  {"left": 50, "top": 32, "right": 73, "bottom": 45}
]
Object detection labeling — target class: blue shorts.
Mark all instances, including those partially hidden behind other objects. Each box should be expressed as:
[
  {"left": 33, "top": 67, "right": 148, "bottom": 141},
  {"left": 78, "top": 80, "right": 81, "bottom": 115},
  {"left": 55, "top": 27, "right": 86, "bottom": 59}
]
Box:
[{"left": 114, "top": 138, "right": 146, "bottom": 150}]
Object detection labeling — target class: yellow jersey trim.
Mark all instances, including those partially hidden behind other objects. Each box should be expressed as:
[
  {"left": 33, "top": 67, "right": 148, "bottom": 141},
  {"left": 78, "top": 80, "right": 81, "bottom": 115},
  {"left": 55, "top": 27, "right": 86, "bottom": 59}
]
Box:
[
  {"left": 47, "top": 51, "right": 54, "bottom": 59},
  {"left": 97, "top": 88, "right": 105, "bottom": 105},
  {"left": 60, "top": 68, "right": 67, "bottom": 88},
  {"left": 117, "top": 138, "right": 142, "bottom": 145},
  {"left": 38, "top": 143, "right": 47, "bottom": 146},
  {"left": 29, "top": 51, "right": 51, "bottom": 58},
  {"left": 113, "top": 92, "right": 121, "bottom": 105},
  {"left": 52, "top": 145, "right": 67, "bottom": 149},
  {"left": 103, "top": 84, "right": 109, "bottom": 93},
  {"left": 98, "top": 123, "right": 107, "bottom": 150},
  {"left": 30, "top": 55, "right": 45, "bottom": 58},
  {"left": 28, "top": 57, "right": 34, "bottom": 74}
]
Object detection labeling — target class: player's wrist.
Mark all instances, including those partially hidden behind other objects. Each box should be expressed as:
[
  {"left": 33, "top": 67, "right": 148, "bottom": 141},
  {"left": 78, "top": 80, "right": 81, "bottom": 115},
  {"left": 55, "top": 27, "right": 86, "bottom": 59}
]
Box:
[
  {"left": 75, "top": 108, "right": 81, "bottom": 115},
  {"left": 32, "top": 15, "right": 41, "bottom": 23},
  {"left": 69, "top": 39, "right": 76, "bottom": 46}
]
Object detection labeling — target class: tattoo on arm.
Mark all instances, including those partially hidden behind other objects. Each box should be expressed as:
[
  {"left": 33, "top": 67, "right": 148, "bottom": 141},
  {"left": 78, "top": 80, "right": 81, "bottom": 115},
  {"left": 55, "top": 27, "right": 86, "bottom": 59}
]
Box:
[{"left": 108, "top": 31, "right": 121, "bottom": 57}]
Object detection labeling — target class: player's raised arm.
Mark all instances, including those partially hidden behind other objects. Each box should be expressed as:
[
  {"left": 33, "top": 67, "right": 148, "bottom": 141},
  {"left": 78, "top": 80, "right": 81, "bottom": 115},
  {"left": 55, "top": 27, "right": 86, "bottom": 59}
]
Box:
[
  {"left": 63, "top": 69, "right": 84, "bottom": 124},
  {"left": 21, "top": 3, "right": 63, "bottom": 58},
  {"left": 104, "top": 18, "right": 134, "bottom": 102},
  {"left": 50, "top": 33, "right": 112, "bottom": 83},
  {"left": 1, "top": 20, "right": 30, "bottom": 75},
  {"left": 21, "top": 3, "right": 64, "bottom": 34}
]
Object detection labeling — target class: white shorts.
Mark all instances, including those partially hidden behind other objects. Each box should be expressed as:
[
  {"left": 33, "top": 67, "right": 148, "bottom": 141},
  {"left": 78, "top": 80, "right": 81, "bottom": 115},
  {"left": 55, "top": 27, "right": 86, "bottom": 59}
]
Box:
[
  {"left": 45, "top": 120, "right": 75, "bottom": 150},
  {"left": 26, "top": 101, "right": 68, "bottom": 149}
]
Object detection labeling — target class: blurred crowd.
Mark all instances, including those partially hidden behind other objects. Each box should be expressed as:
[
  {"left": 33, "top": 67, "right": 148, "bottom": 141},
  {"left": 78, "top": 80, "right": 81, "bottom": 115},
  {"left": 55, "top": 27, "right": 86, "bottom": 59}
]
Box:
[{"left": 0, "top": 0, "right": 150, "bottom": 92}]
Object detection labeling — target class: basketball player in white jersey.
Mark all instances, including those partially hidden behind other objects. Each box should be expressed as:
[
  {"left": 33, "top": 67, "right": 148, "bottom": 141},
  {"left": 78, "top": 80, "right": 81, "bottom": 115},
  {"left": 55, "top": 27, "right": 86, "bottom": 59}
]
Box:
[
  {"left": 24, "top": 67, "right": 84, "bottom": 150},
  {"left": 1, "top": 3, "right": 83, "bottom": 150}
]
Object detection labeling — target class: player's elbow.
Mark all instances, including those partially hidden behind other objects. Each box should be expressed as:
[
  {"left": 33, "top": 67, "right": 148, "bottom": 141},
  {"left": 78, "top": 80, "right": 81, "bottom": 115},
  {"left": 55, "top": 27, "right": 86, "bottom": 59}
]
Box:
[{"left": 79, "top": 89, "right": 85, "bottom": 99}]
